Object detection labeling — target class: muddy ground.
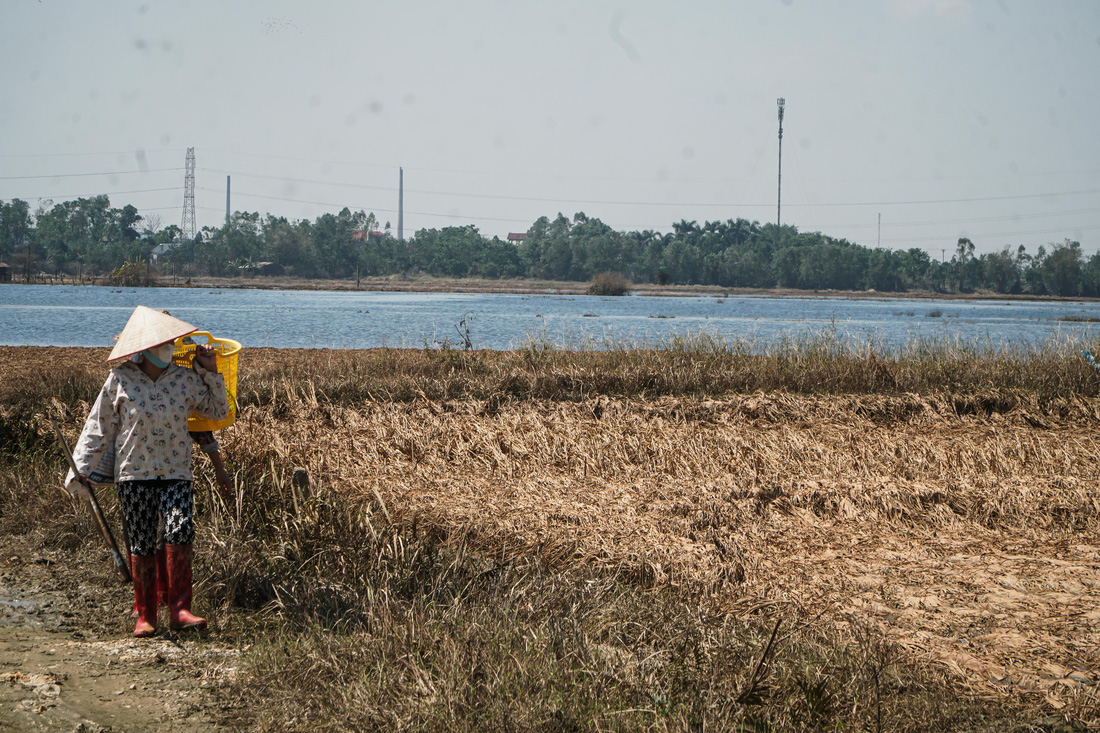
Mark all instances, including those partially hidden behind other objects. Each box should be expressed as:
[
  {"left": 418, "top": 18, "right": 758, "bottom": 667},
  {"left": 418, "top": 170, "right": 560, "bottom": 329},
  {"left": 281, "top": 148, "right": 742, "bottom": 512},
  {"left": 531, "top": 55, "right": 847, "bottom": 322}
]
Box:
[{"left": 0, "top": 541, "right": 244, "bottom": 732}]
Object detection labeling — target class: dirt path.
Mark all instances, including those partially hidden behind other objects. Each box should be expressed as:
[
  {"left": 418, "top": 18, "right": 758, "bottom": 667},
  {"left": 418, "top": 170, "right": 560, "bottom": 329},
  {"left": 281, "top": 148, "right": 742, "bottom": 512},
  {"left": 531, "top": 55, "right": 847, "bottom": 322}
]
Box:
[{"left": 0, "top": 546, "right": 244, "bottom": 732}]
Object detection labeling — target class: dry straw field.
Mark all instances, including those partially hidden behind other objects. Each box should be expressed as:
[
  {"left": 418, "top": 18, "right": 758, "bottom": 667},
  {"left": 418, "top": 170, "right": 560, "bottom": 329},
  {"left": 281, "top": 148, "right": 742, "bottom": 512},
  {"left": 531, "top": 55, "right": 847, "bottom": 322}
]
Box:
[{"left": 2, "top": 336, "right": 1098, "bottom": 731}]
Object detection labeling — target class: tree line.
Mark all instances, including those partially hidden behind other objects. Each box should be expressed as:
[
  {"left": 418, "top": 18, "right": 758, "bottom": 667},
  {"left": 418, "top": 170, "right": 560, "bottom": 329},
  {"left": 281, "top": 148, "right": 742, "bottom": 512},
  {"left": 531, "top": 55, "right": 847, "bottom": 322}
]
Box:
[{"left": 1, "top": 195, "right": 1095, "bottom": 296}]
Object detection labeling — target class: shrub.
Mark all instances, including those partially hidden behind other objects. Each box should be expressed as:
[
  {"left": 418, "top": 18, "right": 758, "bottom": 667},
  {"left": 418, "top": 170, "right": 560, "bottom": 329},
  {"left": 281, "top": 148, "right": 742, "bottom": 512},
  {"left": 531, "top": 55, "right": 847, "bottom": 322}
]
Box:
[{"left": 586, "top": 271, "right": 632, "bottom": 296}]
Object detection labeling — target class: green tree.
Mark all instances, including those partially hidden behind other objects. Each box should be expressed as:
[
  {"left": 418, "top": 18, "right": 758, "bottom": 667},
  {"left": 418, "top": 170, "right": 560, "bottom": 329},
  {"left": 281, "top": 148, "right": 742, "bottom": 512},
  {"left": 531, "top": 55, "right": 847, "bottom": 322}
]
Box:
[
  {"left": 0, "top": 199, "right": 32, "bottom": 262},
  {"left": 951, "top": 238, "right": 977, "bottom": 292},
  {"left": 32, "top": 196, "right": 115, "bottom": 276},
  {"left": 517, "top": 216, "right": 550, "bottom": 277},
  {"left": 1040, "top": 239, "right": 1083, "bottom": 297},
  {"left": 864, "top": 248, "right": 903, "bottom": 291},
  {"left": 119, "top": 204, "right": 142, "bottom": 243},
  {"left": 311, "top": 208, "right": 366, "bottom": 277},
  {"left": 921, "top": 261, "right": 948, "bottom": 292},
  {"left": 796, "top": 241, "right": 866, "bottom": 291},
  {"left": 1081, "top": 253, "right": 1100, "bottom": 297},
  {"left": 1022, "top": 244, "right": 1047, "bottom": 294},
  {"left": 774, "top": 247, "right": 802, "bottom": 288},
  {"left": 264, "top": 215, "right": 315, "bottom": 276},
  {"left": 897, "top": 248, "right": 932, "bottom": 290},
  {"left": 413, "top": 225, "right": 486, "bottom": 277},
  {"left": 204, "top": 211, "right": 264, "bottom": 275},
  {"left": 569, "top": 215, "right": 622, "bottom": 280},
  {"left": 537, "top": 214, "right": 574, "bottom": 280},
  {"left": 981, "top": 246, "right": 1021, "bottom": 294}
]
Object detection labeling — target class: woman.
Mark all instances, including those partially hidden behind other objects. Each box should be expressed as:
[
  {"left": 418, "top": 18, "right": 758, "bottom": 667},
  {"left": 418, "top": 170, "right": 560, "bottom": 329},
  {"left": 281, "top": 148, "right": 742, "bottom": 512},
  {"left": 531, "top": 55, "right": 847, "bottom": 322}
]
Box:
[{"left": 66, "top": 306, "right": 228, "bottom": 637}]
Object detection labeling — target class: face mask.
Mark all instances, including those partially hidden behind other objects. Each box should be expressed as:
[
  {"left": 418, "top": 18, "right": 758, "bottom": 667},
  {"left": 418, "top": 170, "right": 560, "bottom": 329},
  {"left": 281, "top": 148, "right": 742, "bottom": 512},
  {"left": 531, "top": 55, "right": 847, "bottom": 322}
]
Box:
[{"left": 142, "top": 343, "right": 174, "bottom": 368}]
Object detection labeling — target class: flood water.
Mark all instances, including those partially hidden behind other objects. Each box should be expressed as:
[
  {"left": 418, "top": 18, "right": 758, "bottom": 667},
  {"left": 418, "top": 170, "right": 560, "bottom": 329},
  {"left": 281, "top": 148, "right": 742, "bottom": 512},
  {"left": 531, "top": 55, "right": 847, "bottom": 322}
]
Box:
[{"left": 3, "top": 283, "right": 1100, "bottom": 352}]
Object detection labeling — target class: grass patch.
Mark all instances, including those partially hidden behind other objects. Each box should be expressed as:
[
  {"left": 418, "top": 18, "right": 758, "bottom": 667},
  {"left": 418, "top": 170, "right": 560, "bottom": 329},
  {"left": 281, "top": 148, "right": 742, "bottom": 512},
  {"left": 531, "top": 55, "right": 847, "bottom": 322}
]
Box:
[
  {"left": 221, "top": 331, "right": 1100, "bottom": 405},
  {"left": 11, "top": 332, "right": 1100, "bottom": 409},
  {"left": 197, "top": 467, "right": 1025, "bottom": 732}
]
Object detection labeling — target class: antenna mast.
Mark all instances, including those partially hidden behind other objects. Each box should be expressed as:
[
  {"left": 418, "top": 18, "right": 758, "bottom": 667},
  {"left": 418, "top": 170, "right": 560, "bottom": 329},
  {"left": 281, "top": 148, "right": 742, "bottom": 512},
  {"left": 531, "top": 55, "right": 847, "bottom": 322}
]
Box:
[
  {"left": 182, "top": 147, "right": 197, "bottom": 241},
  {"left": 397, "top": 167, "right": 404, "bottom": 241},
  {"left": 776, "top": 98, "right": 785, "bottom": 228}
]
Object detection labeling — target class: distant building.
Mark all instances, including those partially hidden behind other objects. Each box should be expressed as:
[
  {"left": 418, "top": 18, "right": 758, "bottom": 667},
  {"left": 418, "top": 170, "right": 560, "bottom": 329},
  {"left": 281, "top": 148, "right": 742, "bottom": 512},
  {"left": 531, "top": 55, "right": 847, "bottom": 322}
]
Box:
[
  {"left": 150, "top": 242, "right": 184, "bottom": 263},
  {"left": 257, "top": 262, "right": 284, "bottom": 276},
  {"left": 507, "top": 233, "right": 527, "bottom": 242},
  {"left": 237, "top": 261, "right": 285, "bottom": 277},
  {"left": 352, "top": 230, "right": 385, "bottom": 243},
  {"left": 0, "top": 262, "right": 10, "bottom": 283}
]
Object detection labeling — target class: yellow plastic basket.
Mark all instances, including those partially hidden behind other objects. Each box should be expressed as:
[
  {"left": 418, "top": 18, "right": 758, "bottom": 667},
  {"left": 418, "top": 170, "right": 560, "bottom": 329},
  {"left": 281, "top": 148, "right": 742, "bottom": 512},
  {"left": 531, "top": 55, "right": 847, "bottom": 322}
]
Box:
[{"left": 172, "top": 331, "right": 241, "bottom": 432}]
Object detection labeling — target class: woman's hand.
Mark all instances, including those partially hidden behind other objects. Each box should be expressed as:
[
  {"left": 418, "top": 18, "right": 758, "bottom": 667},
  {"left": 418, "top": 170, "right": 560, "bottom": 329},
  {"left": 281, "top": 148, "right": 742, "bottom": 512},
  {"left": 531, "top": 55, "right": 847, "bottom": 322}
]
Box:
[
  {"left": 67, "top": 473, "right": 92, "bottom": 500},
  {"left": 193, "top": 344, "right": 219, "bottom": 373}
]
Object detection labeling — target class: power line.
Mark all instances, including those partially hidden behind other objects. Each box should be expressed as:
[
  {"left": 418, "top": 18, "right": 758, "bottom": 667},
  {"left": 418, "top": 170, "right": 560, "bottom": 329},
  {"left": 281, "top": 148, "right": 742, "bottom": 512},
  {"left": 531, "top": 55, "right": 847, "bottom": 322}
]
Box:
[
  {"left": 144, "top": 205, "right": 205, "bottom": 213},
  {"left": 207, "top": 187, "right": 535, "bottom": 225},
  {"left": 0, "top": 168, "right": 183, "bottom": 180},
  {"left": 880, "top": 223, "right": 1100, "bottom": 245},
  {"left": 201, "top": 149, "right": 679, "bottom": 183},
  {"left": 3, "top": 156, "right": 1096, "bottom": 243},
  {"left": 816, "top": 207, "right": 1100, "bottom": 231},
  {"left": 198, "top": 184, "right": 1100, "bottom": 237},
  {"left": 6, "top": 145, "right": 1100, "bottom": 197},
  {"left": 198, "top": 167, "right": 1100, "bottom": 209},
  {"left": 5, "top": 187, "right": 181, "bottom": 201},
  {"left": 200, "top": 147, "right": 1100, "bottom": 186},
  {"left": 12, "top": 146, "right": 1099, "bottom": 187},
  {"left": 201, "top": 149, "right": 396, "bottom": 170},
  {"left": 791, "top": 190, "right": 1100, "bottom": 207},
  {"left": 0, "top": 149, "right": 177, "bottom": 159},
  {"left": 200, "top": 168, "right": 391, "bottom": 193},
  {"left": 196, "top": 186, "right": 379, "bottom": 211},
  {"left": 15, "top": 177, "right": 1098, "bottom": 235},
  {"left": 4, "top": 159, "right": 1098, "bottom": 213}
]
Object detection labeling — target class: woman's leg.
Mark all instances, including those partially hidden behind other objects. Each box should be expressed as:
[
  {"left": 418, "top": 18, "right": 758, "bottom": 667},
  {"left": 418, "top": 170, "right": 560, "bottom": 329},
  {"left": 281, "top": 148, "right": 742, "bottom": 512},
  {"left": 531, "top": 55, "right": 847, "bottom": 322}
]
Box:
[
  {"left": 118, "top": 481, "right": 160, "bottom": 637},
  {"left": 159, "top": 480, "right": 206, "bottom": 630}
]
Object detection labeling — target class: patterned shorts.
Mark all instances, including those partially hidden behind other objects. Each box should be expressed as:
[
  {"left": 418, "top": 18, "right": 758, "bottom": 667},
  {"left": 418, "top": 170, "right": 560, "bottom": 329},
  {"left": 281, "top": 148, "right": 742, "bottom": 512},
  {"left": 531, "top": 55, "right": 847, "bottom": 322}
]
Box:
[
  {"left": 118, "top": 479, "right": 195, "bottom": 556},
  {"left": 189, "top": 430, "right": 219, "bottom": 454}
]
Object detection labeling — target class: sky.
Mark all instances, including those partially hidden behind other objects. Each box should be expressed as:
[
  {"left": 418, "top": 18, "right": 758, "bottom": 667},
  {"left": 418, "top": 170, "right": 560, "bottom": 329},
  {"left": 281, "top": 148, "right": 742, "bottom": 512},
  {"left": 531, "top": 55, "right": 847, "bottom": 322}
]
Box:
[{"left": 2, "top": 0, "right": 1099, "bottom": 258}]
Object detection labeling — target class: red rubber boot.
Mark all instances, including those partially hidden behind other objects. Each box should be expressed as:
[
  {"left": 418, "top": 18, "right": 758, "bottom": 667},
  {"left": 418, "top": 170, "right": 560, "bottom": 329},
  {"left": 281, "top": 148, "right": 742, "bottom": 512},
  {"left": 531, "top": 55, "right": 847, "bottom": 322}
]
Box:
[
  {"left": 166, "top": 544, "right": 206, "bottom": 631},
  {"left": 156, "top": 545, "right": 168, "bottom": 606},
  {"left": 130, "top": 555, "right": 139, "bottom": 618},
  {"left": 132, "top": 555, "right": 158, "bottom": 638},
  {"left": 132, "top": 548, "right": 168, "bottom": 618}
]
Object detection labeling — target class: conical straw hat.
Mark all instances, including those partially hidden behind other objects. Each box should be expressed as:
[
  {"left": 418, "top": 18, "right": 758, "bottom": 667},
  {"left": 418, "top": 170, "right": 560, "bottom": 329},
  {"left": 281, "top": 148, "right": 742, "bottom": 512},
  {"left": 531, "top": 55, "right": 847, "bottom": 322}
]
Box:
[{"left": 107, "top": 305, "right": 197, "bottom": 362}]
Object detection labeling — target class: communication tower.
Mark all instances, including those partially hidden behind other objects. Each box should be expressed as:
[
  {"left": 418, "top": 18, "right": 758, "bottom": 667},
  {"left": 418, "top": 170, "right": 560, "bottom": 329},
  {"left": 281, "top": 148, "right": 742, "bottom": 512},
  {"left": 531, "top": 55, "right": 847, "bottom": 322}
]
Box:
[
  {"left": 182, "top": 147, "right": 197, "bottom": 241},
  {"left": 776, "top": 98, "right": 784, "bottom": 228}
]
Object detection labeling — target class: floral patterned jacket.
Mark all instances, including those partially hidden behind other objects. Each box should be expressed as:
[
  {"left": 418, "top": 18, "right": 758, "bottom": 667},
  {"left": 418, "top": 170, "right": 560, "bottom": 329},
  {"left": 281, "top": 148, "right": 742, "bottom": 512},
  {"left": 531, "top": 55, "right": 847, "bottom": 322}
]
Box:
[{"left": 66, "top": 361, "right": 228, "bottom": 485}]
